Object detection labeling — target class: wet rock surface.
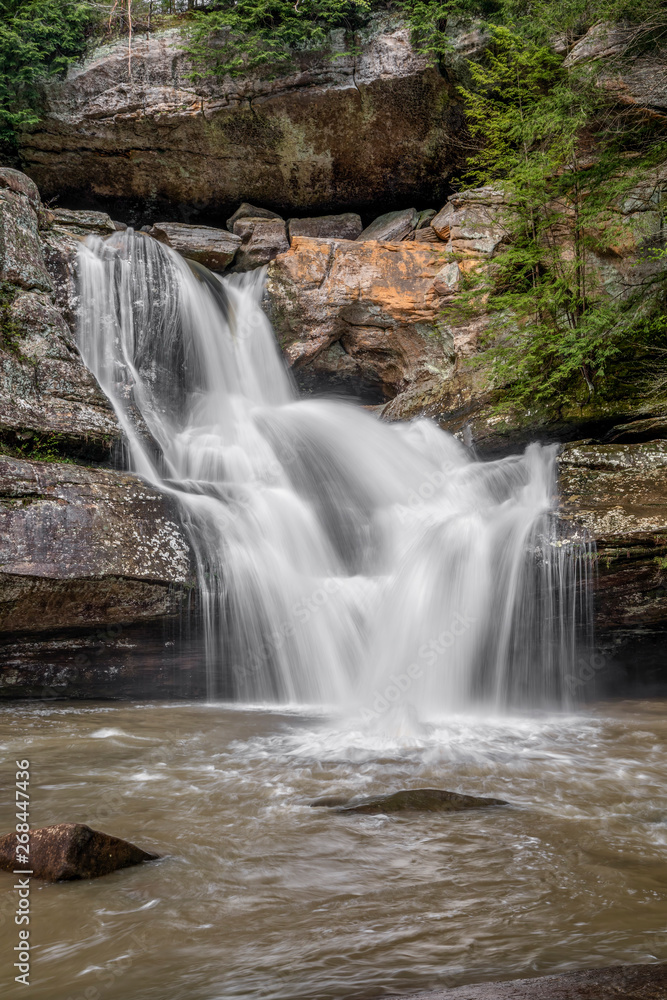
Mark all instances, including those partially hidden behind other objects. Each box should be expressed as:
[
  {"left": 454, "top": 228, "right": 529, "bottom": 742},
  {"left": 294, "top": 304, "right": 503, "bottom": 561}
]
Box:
[
  {"left": 0, "top": 456, "right": 193, "bottom": 633},
  {"left": 0, "top": 169, "right": 120, "bottom": 460},
  {"left": 559, "top": 442, "right": 667, "bottom": 636},
  {"left": 150, "top": 222, "right": 241, "bottom": 272},
  {"left": 312, "top": 788, "right": 508, "bottom": 814},
  {"left": 0, "top": 823, "right": 159, "bottom": 881},
  {"left": 397, "top": 963, "right": 667, "bottom": 1000},
  {"left": 0, "top": 618, "right": 208, "bottom": 700}
]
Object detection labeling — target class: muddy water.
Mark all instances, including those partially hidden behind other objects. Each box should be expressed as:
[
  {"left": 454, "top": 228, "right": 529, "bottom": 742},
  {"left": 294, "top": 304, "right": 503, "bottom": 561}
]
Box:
[{"left": 1, "top": 701, "right": 666, "bottom": 1000}]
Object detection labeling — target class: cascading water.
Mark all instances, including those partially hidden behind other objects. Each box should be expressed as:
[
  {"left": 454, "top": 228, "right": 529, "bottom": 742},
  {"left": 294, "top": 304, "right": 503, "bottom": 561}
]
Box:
[{"left": 77, "top": 230, "right": 593, "bottom": 717}]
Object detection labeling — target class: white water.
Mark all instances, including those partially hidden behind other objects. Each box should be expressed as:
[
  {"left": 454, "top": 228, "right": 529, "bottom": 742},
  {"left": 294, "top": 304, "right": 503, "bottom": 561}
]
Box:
[{"left": 77, "top": 230, "right": 592, "bottom": 718}]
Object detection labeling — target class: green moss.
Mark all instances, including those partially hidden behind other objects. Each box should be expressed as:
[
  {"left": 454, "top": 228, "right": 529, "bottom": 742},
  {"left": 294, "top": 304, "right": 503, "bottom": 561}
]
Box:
[
  {"left": 0, "top": 429, "right": 114, "bottom": 465},
  {"left": 0, "top": 282, "right": 23, "bottom": 355}
]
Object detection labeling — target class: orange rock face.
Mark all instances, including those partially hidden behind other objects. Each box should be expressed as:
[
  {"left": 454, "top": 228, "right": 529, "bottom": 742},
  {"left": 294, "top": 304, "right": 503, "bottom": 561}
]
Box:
[{"left": 266, "top": 236, "right": 457, "bottom": 401}]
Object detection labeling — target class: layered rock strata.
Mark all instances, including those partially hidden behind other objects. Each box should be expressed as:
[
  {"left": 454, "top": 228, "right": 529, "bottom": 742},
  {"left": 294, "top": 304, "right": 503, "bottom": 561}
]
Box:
[{"left": 19, "top": 17, "right": 463, "bottom": 222}]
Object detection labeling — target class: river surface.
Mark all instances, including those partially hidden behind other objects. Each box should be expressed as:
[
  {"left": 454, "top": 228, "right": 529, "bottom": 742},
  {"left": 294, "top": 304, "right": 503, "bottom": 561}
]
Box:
[{"left": 1, "top": 700, "right": 667, "bottom": 1000}]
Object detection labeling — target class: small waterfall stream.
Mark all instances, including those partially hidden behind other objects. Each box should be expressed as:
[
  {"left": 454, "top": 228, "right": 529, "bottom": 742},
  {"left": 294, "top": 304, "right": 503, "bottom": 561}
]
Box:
[{"left": 77, "top": 230, "right": 593, "bottom": 715}]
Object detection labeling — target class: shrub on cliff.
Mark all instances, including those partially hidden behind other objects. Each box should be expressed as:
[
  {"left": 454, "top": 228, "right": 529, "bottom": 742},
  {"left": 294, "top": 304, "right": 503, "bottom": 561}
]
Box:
[
  {"left": 0, "top": 0, "right": 99, "bottom": 156},
  {"left": 456, "top": 24, "right": 667, "bottom": 412}
]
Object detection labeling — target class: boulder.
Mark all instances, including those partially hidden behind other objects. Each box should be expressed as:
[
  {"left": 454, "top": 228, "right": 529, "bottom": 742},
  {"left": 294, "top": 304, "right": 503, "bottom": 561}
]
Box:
[
  {"left": 0, "top": 290, "right": 118, "bottom": 460},
  {"left": 311, "top": 788, "right": 507, "bottom": 814},
  {"left": 288, "top": 213, "right": 362, "bottom": 242},
  {"left": 19, "top": 19, "right": 465, "bottom": 221},
  {"left": 357, "top": 207, "right": 419, "bottom": 242},
  {"left": 50, "top": 207, "right": 116, "bottom": 237},
  {"left": 0, "top": 455, "right": 193, "bottom": 633},
  {"left": 0, "top": 823, "right": 159, "bottom": 881},
  {"left": 265, "top": 235, "right": 455, "bottom": 402},
  {"left": 231, "top": 217, "right": 289, "bottom": 271},
  {"left": 227, "top": 202, "right": 282, "bottom": 232},
  {"left": 149, "top": 222, "right": 240, "bottom": 271},
  {"left": 0, "top": 167, "right": 41, "bottom": 209},
  {"left": 431, "top": 187, "right": 509, "bottom": 255},
  {"left": 416, "top": 208, "right": 437, "bottom": 229}
]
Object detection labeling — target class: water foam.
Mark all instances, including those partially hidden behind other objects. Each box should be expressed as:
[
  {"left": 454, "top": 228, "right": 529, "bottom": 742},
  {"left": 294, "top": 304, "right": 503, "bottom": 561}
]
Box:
[{"left": 77, "top": 231, "right": 593, "bottom": 717}]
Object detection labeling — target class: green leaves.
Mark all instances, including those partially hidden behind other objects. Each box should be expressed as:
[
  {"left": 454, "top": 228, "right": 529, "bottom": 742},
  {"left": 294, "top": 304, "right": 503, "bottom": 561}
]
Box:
[
  {"left": 184, "top": 0, "right": 372, "bottom": 79},
  {"left": 0, "top": 0, "right": 97, "bottom": 151},
  {"left": 455, "top": 22, "right": 667, "bottom": 413}
]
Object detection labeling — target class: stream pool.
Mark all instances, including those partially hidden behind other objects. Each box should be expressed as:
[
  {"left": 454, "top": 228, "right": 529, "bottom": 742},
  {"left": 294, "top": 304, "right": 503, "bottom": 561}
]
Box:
[{"left": 1, "top": 700, "right": 666, "bottom": 1000}]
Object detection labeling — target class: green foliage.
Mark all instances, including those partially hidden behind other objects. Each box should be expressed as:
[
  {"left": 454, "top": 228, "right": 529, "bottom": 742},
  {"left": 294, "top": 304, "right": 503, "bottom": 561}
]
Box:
[
  {"left": 2, "top": 0, "right": 666, "bottom": 415},
  {"left": 0, "top": 0, "right": 98, "bottom": 153},
  {"left": 184, "top": 0, "right": 374, "bottom": 79},
  {"left": 181, "top": 0, "right": 667, "bottom": 81},
  {"left": 0, "top": 430, "right": 81, "bottom": 463},
  {"left": 454, "top": 24, "right": 667, "bottom": 412},
  {"left": 0, "top": 281, "right": 22, "bottom": 354}
]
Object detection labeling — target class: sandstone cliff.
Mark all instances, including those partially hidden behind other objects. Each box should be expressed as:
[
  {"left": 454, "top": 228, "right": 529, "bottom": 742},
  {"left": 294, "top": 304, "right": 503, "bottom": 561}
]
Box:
[{"left": 19, "top": 16, "right": 468, "bottom": 224}]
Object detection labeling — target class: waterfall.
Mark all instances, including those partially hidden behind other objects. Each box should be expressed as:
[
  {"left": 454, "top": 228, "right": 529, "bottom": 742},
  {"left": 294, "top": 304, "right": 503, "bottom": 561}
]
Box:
[{"left": 77, "top": 230, "right": 593, "bottom": 716}]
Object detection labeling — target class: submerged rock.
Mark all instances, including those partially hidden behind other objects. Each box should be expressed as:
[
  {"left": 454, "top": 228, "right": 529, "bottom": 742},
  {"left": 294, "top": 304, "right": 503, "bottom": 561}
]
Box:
[
  {"left": 311, "top": 788, "right": 507, "bottom": 814},
  {"left": 149, "top": 222, "right": 240, "bottom": 272},
  {"left": 403, "top": 963, "right": 667, "bottom": 999},
  {"left": 0, "top": 823, "right": 159, "bottom": 881}
]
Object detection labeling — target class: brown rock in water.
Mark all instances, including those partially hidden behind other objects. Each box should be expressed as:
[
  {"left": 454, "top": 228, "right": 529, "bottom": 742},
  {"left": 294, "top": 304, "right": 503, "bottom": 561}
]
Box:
[
  {"left": 288, "top": 213, "right": 362, "bottom": 243},
  {"left": 311, "top": 788, "right": 507, "bottom": 814},
  {"left": 149, "top": 222, "right": 240, "bottom": 271},
  {"left": 397, "top": 963, "right": 667, "bottom": 999},
  {"left": 0, "top": 823, "right": 159, "bottom": 881}
]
